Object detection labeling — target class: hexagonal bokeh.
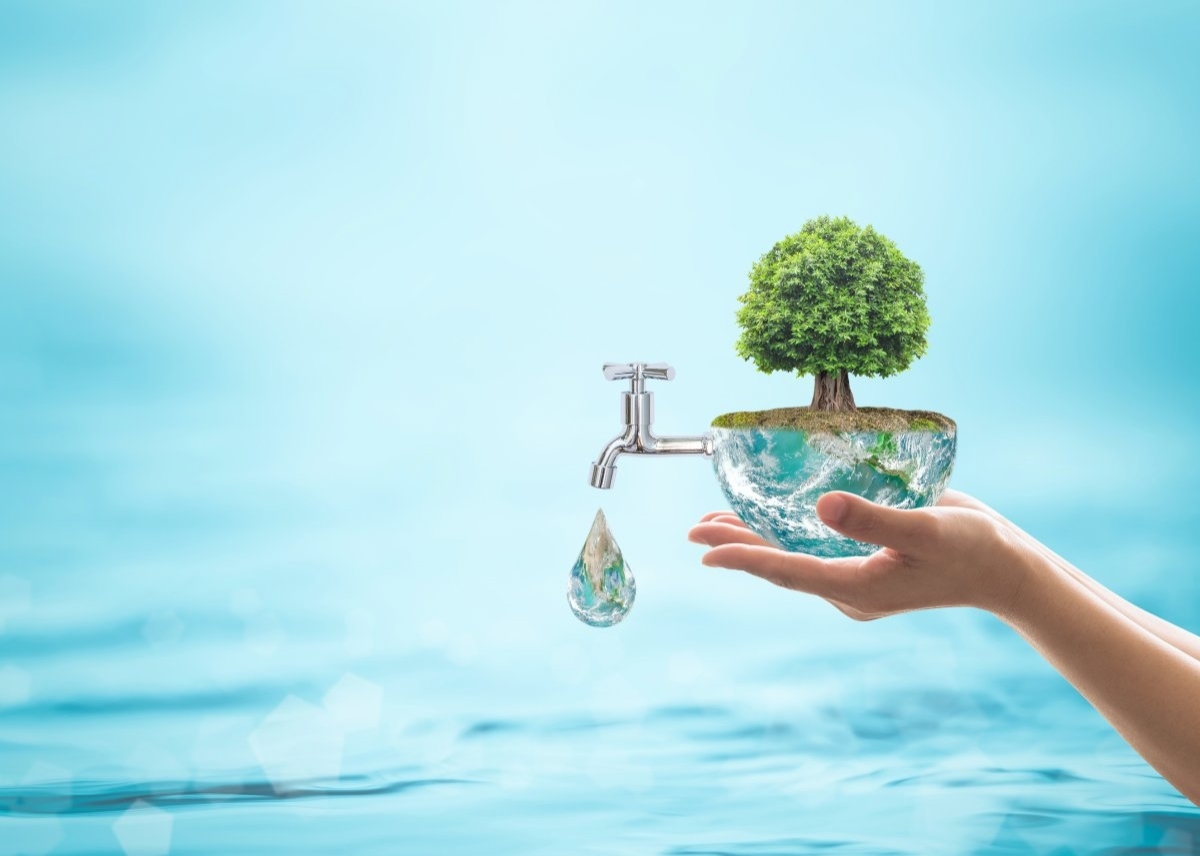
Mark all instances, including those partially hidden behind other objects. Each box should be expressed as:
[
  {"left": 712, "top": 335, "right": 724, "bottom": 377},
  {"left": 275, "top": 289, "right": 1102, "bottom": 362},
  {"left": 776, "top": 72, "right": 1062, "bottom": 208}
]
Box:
[
  {"left": 248, "top": 695, "right": 344, "bottom": 793},
  {"left": 321, "top": 672, "right": 383, "bottom": 733},
  {"left": 18, "top": 761, "right": 73, "bottom": 814},
  {"left": 112, "top": 800, "right": 173, "bottom": 856}
]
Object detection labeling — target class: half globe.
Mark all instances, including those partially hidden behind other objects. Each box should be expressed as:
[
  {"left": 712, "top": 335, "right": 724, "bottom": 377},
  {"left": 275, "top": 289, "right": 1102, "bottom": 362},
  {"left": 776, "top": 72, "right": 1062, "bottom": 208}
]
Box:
[{"left": 710, "top": 407, "right": 956, "bottom": 558}]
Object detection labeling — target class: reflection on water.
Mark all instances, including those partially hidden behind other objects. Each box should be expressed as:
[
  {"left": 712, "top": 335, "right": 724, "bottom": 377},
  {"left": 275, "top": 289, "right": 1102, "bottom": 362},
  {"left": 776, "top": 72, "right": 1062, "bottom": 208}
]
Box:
[
  {"left": 2, "top": 775, "right": 470, "bottom": 816},
  {"left": 2, "top": 642, "right": 1199, "bottom": 853}
]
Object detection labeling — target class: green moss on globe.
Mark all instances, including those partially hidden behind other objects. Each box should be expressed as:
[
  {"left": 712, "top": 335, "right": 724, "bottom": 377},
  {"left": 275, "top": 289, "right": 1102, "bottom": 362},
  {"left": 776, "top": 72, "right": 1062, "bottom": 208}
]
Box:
[{"left": 711, "top": 406, "right": 954, "bottom": 434}]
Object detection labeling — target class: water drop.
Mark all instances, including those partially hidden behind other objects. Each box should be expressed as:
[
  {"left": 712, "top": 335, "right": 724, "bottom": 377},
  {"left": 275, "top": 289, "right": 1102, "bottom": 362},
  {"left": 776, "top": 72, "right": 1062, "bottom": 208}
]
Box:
[{"left": 568, "top": 509, "right": 635, "bottom": 627}]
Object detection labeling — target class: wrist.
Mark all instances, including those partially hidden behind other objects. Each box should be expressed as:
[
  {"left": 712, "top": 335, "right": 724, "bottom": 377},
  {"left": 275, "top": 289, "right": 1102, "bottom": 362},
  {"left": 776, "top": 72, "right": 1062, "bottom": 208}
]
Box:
[{"left": 979, "top": 521, "right": 1054, "bottom": 621}]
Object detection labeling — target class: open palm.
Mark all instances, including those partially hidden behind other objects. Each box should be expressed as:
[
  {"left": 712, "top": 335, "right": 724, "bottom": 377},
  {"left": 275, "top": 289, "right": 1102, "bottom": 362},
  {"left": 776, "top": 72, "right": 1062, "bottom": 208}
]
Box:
[{"left": 687, "top": 490, "right": 1023, "bottom": 619}]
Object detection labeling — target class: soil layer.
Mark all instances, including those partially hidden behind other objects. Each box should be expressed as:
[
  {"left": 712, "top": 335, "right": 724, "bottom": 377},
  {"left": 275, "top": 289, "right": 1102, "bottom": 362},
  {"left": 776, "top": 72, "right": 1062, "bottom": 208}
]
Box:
[{"left": 711, "top": 406, "right": 956, "bottom": 433}]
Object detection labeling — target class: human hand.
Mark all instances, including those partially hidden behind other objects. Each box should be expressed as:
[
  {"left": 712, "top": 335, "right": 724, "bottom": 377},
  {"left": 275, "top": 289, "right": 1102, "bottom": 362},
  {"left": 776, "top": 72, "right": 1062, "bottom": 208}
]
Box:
[{"left": 687, "top": 490, "right": 1031, "bottom": 620}]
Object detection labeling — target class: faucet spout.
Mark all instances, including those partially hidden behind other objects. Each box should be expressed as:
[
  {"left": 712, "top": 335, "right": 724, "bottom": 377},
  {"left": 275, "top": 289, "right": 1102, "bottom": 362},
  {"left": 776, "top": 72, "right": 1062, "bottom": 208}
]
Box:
[
  {"left": 589, "top": 428, "right": 714, "bottom": 489},
  {"left": 590, "top": 429, "right": 635, "bottom": 489}
]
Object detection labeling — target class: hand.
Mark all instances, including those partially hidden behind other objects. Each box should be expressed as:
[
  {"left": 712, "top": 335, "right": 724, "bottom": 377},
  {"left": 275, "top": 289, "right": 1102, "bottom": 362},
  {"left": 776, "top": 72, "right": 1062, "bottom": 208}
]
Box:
[{"left": 687, "top": 490, "right": 1030, "bottom": 620}]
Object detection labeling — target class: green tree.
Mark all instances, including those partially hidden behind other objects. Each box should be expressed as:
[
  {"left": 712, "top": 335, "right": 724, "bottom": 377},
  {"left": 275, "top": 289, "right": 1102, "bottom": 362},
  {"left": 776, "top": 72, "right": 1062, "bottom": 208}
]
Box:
[{"left": 736, "top": 215, "right": 930, "bottom": 412}]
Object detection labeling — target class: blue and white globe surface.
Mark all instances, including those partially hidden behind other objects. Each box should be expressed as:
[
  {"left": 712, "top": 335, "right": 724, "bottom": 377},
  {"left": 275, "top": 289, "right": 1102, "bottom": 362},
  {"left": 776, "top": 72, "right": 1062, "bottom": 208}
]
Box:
[{"left": 711, "top": 425, "right": 958, "bottom": 558}]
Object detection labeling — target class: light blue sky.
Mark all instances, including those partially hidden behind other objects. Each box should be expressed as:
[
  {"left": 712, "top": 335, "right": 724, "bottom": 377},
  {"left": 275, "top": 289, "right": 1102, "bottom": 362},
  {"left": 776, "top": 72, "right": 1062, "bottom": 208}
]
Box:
[{"left": 2, "top": 2, "right": 1199, "bottom": 709}]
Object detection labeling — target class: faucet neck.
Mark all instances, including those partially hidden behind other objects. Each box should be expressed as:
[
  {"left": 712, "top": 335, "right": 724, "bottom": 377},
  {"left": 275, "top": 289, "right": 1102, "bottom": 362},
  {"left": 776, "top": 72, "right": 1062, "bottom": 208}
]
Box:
[{"left": 621, "top": 390, "right": 653, "bottom": 436}]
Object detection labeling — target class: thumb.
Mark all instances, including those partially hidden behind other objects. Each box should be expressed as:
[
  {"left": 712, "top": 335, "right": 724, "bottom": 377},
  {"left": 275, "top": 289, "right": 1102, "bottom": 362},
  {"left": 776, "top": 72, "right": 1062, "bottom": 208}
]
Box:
[{"left": 816, "top": 491, "right": 929, "bottom": 552}]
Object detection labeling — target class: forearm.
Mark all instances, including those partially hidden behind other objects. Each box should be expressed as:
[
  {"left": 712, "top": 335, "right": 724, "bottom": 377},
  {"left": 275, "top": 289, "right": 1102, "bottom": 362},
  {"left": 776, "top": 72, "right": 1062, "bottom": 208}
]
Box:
[
  {"left": 1014, "top": 531, "right": 1200, "bottom": 662},
  {"left": 1055, "top": 558, "right": 1200, "bottom": 661},
  {"left": 956, "top": 494, "right": 1200, "bottom": 661},
  {"left": 1000, "top": 545, "right": 1200, "bottom": 804}
]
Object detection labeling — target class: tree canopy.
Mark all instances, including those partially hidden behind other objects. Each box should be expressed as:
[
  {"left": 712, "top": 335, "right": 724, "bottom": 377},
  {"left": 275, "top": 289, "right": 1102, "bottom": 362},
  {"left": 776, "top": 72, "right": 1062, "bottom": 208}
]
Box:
[{"left": 735, "top": 216, "right": 930, "bottom": 381}]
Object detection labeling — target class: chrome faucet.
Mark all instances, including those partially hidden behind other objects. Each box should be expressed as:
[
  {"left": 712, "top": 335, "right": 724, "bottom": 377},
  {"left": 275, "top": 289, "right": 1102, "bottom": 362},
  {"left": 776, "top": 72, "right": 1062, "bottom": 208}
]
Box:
[{"left": 589, "top": 362, "right": 714, "bottom": 489}]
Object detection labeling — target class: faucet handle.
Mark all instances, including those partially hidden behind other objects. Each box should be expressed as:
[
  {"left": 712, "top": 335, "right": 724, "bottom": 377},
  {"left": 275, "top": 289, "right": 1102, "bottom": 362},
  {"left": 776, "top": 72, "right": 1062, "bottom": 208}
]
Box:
[{"left": 602, "top": 362, "right": 676, "bottom": 382}]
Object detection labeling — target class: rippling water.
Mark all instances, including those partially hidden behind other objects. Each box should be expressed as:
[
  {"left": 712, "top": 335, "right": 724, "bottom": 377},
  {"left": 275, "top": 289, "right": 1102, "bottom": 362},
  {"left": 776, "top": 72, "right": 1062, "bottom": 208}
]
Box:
[{"left": 3, "top": 498, "right": 1199, "bottom": 855}]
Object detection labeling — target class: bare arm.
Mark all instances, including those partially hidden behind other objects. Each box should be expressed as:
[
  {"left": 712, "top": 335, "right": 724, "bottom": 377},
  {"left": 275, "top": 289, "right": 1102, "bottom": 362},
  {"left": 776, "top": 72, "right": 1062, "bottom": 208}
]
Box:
[
  {"left": 1001, "top": 540, "right": 1200, "bottom": 804},
  {"left": 939, "top": 490, "right": 1200, "bottom": 662},
  {"left": 688, "top": 491, "right": 1200, "bottom": 804}
]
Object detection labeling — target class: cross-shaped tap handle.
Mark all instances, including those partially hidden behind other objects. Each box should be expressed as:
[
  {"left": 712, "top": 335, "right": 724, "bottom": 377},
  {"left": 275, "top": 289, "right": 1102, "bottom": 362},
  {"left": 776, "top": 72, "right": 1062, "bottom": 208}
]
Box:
[{"left": 602, "top": 362, "right": 675, "bottom": 394}]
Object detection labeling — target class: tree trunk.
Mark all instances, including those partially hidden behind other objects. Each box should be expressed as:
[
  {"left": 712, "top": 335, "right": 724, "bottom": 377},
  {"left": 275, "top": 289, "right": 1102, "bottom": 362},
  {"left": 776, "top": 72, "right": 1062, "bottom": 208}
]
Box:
[{"left": 810, "top": 370, "right": 857, "bottom": 412}]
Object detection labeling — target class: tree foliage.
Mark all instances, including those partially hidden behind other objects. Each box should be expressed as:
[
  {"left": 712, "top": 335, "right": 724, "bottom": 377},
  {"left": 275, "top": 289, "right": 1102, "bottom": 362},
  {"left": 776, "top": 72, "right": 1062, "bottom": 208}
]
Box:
[{"left": 735, "top": 216, "right": 930, "bottom": 380}]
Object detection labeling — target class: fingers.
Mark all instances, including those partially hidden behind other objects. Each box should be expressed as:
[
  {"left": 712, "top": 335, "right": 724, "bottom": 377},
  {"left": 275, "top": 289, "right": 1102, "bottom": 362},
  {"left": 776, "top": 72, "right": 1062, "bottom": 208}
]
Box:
[
  {"left": 816, "top": 492, "right": 932, "bottom": 553},
  {"left": 699, "top": 544, "right": 852, "bottom": 598},
  {"left": 937, "top": 489, "right": 1000, "bottom": 519},
  {"left": 698, "top": 510, "right": 750, "bottom": 526},
  {"left": 688, "top": 521, "right": 772, "bottom": 549}
]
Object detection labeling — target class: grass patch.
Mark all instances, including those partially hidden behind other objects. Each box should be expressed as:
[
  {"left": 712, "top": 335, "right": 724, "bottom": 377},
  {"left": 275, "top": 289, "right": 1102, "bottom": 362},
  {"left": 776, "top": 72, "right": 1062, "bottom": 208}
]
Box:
[{"left": 711, "top": 406, "right": 955, "bottom": 433}]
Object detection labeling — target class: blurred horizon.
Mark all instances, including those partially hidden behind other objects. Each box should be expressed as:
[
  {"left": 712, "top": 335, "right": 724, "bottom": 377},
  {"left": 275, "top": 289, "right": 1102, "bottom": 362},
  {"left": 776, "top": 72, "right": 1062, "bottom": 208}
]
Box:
[{"left": 3, "top": 0, "right": 1198, "bottom": 631}]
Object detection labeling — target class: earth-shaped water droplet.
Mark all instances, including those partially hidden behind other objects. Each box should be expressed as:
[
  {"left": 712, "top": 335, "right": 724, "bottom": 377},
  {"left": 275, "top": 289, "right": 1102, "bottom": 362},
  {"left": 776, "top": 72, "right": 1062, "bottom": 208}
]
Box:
[{"left": 568, "top": 509, "right": 635, "bottom": 627}]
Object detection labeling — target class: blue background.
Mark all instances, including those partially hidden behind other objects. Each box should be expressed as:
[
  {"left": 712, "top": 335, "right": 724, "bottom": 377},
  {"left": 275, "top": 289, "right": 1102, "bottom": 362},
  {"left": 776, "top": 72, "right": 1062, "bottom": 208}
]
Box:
[{"left": 2, "top": 2, "right": 1199, "bottom": 853}]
